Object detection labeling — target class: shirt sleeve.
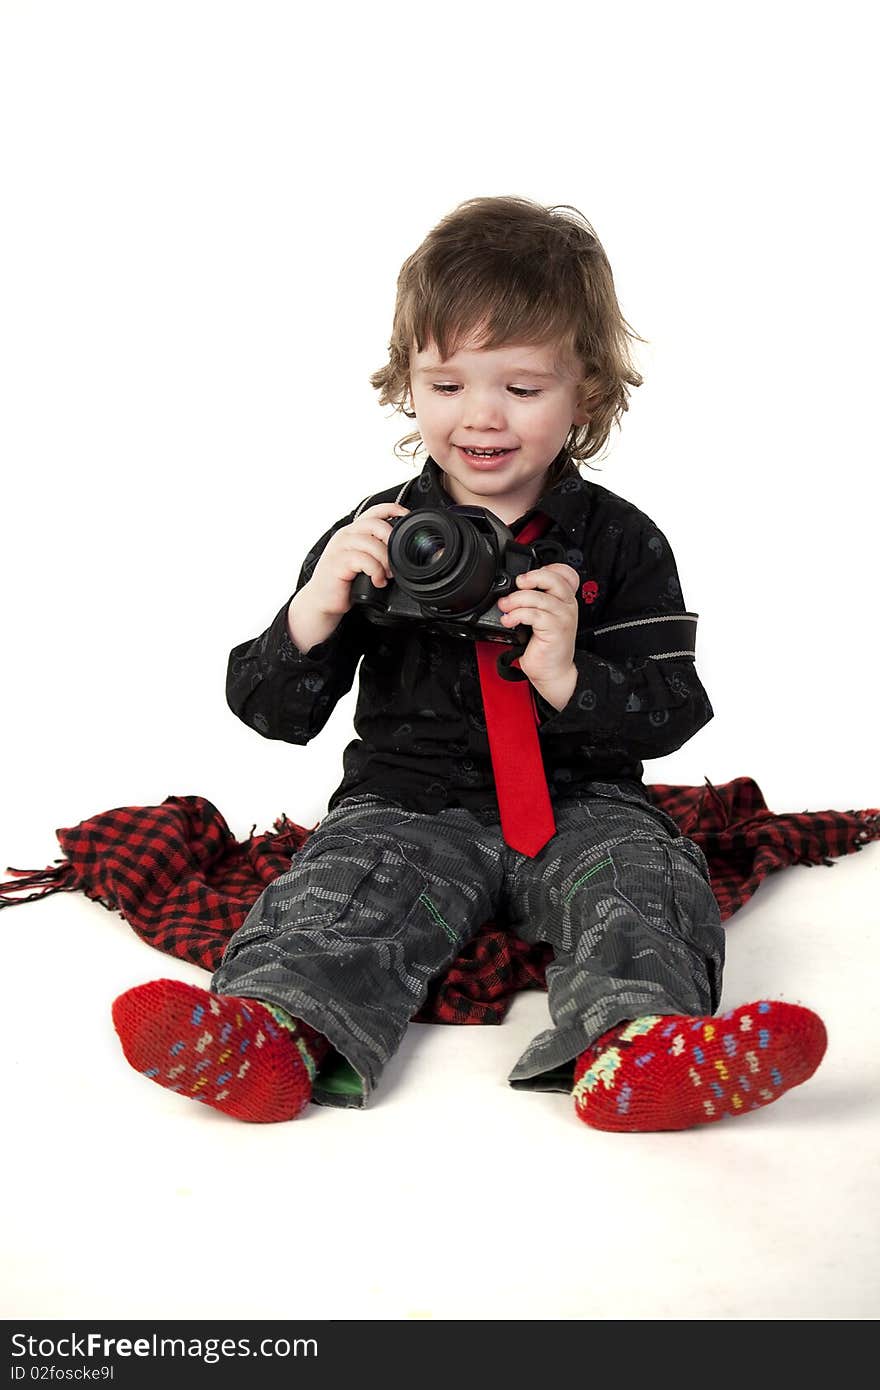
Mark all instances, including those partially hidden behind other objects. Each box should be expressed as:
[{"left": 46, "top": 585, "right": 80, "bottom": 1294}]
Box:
[
  {"left": 225, "top": 508, "right": 368, "bottom": 745},
  {"left": 535, "top": 510, "right": 714, "bottom": 759}
]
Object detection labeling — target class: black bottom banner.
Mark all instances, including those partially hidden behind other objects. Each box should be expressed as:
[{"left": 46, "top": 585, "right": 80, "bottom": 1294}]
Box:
[{"left": 4, "top": 1320, "right": 561, "bottom": 1384}]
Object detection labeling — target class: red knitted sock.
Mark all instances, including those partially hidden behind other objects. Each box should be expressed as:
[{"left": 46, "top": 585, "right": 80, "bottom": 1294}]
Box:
[
  {"left": 572, "top": 1000, "right": 827, "bottom": 1132},
  {"left": 111, "top": 978, "right": 330, "bottom": 1123}
]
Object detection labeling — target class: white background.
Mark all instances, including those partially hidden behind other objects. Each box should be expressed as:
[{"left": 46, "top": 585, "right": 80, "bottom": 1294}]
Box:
[{"left": 1, "top": 0, "right": 878, "bottom": 1324}]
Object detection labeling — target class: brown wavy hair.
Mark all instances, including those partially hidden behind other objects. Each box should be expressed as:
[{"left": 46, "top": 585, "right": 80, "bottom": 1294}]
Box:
[{"left": 369, "top": 195, "right": 646, "bottom": 484}]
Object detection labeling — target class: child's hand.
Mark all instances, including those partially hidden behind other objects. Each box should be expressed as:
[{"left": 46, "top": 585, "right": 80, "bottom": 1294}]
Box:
[
  {"left": 310, "top": 502, "right": 411, "bottom": 616},
  {"left": 288, "top": 503, "right": 410, "bottom": 653},
  {"left": 496, "top": 563, "right": 580, "bottom": 710}
]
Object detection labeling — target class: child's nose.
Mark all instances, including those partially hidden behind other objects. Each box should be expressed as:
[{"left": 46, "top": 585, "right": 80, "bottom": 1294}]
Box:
[{"left": 461, "top": 392, "right": 507, "bottom": 429}]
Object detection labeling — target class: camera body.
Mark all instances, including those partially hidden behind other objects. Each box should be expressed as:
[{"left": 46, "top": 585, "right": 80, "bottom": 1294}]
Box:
[{"left": 350, "top": 504, "right": 564, "bottom": 647}]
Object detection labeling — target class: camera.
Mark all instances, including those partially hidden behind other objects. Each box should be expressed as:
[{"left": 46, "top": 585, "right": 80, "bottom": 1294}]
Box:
[{"left": 350, "top": 505, "right": 565, "bottom": 650}]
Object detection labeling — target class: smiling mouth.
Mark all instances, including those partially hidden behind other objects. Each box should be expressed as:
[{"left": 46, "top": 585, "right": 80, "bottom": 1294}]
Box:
[{"left": 456, "top": 445, "right": 517, "bottom": 459}]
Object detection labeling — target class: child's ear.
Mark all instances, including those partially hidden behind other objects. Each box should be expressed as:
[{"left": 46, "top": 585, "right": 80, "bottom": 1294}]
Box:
[{"left": 573, "top": 379, "right": 594, "bottom": 427}]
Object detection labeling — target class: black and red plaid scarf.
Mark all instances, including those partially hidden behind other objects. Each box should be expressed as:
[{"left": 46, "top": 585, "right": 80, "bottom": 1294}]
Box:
[{"left": 2, "top": 777, "right": 876, "bottom": 1025}]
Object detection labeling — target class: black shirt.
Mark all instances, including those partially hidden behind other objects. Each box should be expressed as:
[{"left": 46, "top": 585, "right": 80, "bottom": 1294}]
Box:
[{"left": 226, "top": 455, "right": 714, "bottom": 820}]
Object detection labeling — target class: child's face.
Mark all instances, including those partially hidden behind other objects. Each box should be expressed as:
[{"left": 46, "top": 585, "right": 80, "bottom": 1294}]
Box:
[{"left": 409, "top": 331, "right": 589, "bottom": 519}]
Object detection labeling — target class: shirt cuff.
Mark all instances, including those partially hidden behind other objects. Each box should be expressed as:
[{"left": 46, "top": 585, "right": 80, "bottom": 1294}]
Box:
[
  {"left": 264, "top": 598, "right": 351, "bottom": 671},
  {"left": 533, "top": 652, "right": 618, "bottom": 738}
]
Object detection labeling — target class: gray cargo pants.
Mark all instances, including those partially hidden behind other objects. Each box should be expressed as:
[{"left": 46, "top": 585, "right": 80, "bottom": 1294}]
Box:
[{"left": 212, "top": 782, "right": 724, "bottom": 1108}]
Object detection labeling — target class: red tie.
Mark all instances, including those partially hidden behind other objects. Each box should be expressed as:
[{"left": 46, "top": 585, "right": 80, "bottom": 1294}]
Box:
[{"left": 475, "top": 514, "right": 556, "bottom": 858}]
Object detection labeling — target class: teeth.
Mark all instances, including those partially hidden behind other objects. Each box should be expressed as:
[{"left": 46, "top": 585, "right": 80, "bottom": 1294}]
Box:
[{"left": 464, "top": 448, "right": 507, "bottom": 456}]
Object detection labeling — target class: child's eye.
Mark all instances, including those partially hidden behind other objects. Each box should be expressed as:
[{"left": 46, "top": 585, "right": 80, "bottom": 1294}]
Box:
[{"left": 429, "top": 384, "right": 542, "bottom": 398}]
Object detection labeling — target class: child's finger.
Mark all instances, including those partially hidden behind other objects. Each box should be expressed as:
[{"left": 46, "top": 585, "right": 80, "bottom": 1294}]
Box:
[
  {"left": 361, "top": 502, "right": 411, "bottom": 521},
  {"left": 500, "top": 598, "right": 575, "bottom": 631},
  {"left": 339, "top": 538, "right": 394, "bottom": 582},
  {"left": 500, "top": 589, "right": 575, "bottom": 618},
  {"left": 515, "top": 564, "right": 579, "bottom": 598},
  {"left": 501, "top": 605, "right": 565, "bottom": 634}
]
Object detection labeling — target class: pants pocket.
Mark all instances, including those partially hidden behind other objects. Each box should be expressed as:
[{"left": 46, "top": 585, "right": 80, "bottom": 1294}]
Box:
[{"left": 281, "top": 832, "right": 428, "bottom": 944}]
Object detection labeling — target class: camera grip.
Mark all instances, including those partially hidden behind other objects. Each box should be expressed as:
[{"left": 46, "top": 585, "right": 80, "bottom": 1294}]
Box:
[{"left": 350, "top": 571, "right": 381, "bottom": 605}]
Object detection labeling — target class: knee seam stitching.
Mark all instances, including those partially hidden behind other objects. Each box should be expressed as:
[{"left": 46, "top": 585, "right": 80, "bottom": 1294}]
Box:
[
  {"left": 417, "top": 892, "right": 457, "bottom": 944},
  {"left": 564, "top": 856, "right": 613, "bottom": 905}
]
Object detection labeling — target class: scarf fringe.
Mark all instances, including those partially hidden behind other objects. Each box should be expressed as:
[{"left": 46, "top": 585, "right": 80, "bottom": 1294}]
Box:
[
  {"left": 0, "top": 861, "right": 75, "bottom": 909},
  {"left": 853, "top": 809, "right": 880, "bottom": 847},
  {"left": 798, "top": 808, "right": 879, "bottom": 868}
]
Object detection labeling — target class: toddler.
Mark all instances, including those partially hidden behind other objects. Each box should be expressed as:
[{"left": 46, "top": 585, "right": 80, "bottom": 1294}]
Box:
[{"left": 113, "top": 195, "right": 826, "bottom": 1129}]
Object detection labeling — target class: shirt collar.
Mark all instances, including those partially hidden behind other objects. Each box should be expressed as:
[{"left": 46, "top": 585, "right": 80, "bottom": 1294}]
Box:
[{"left": 409, "top": 452, "right": 590, "bottom": 537}]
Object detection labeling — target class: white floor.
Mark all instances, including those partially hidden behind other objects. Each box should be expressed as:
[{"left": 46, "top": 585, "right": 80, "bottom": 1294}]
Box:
[{"left": 4, "top": 829, "right": 878, "bottom": 1322}]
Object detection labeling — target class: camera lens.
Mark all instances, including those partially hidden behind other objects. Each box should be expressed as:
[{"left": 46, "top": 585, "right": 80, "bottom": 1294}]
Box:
[
  {"left": 406, "top": 525, "right": 447, "bottom": 567},
  {"left": 388, "top": 508, "right": 498, "bottom": 615}
]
